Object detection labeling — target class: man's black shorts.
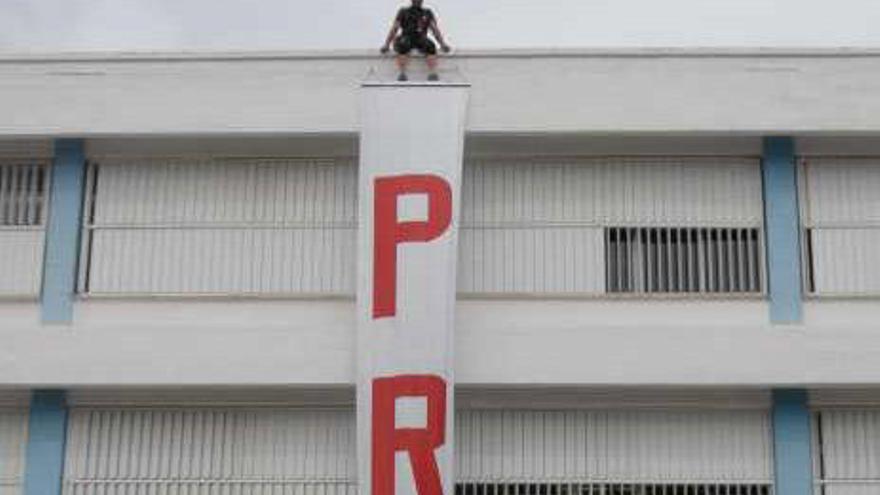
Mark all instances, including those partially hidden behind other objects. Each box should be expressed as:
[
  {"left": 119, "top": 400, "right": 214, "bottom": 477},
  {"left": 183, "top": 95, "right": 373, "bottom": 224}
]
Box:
[{"left": 394, "top": 36, "right": 437, "bottom": 55}]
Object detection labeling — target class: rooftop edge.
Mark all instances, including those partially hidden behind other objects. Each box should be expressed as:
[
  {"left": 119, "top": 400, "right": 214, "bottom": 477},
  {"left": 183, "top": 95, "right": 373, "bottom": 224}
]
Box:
[{"left": 4, "top": 46, "right": 880, "bottom": 63}]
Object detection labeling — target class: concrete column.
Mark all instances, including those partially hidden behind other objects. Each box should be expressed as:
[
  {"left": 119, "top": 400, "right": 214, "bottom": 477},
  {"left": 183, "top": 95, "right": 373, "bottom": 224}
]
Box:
[
  {"left": 41, "top": 139, "right": 86, "bottom": 323},
  {"left": 23, "top": 391, "right": 68, "bottom": 495},
  {"left": 773, "top": 389, "right": 813, "bottom": 495},
  {"left": 762, "top": 137, "right": 803, "bottom": 323}
]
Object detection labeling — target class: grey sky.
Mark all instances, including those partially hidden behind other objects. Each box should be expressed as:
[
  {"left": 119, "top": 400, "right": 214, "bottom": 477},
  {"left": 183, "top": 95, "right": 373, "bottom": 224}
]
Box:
[{"left": 2, "top": 0, "right": 879, "bottom": 53}]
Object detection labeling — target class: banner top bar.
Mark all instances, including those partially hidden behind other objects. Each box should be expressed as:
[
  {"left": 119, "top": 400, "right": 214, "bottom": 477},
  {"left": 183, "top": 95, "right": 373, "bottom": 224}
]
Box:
[
  {"left": 361, "top": 81, "right": 471, "bottom": 88},
  {"left": 362, "top": 63, "right": 469, "bottom": 87}
]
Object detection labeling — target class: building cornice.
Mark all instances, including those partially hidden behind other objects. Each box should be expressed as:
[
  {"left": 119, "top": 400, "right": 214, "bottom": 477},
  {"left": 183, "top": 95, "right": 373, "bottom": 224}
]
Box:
[{"left": 3, "top": 46, "right": 880, "bottom": 63}]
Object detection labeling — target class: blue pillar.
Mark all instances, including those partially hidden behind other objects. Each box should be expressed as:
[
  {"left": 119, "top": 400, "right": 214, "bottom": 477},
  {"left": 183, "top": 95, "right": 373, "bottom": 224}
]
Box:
[
  {"left": 762, "top": 137, "right": 803, "bottom": 323},
  {"left": 23, "top": 391, "right": 68, "bottom": 495},
  {"left": 41, "top": 139, "right": 86, "bottom": 324},
  {"left": 773, "top": 389, "right": 813, "bottom": 495}
]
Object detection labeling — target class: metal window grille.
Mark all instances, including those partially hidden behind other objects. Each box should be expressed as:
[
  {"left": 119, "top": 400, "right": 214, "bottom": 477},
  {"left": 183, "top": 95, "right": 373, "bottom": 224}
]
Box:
[
  {"left": 457, "top": 483, "right": 771, "bottom": 495},
  {"left": 813, "top": 409, "right": 880, "bottom": 495},
  {"left": 0, "top": 161, "right": 49, "bottom": 297},
  {"left": 0, "top": 162, "right": 47, "bottom": 227},
  {"left": 605, "top": 227, "right": 763, "bottom": 294}
]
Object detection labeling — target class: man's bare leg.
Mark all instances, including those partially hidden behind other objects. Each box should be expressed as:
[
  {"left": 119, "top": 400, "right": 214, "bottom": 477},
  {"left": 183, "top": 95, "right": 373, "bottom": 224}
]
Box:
[
  {"left": 396, "top": 54, "right": 410, "bottom": 81},
  {"left": 426, "top": 55, "right": 439, "bottom": 81}
]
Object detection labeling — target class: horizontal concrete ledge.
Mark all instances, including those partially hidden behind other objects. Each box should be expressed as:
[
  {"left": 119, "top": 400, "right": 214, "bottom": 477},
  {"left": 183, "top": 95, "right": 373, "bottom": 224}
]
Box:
[
  {"left": 6, "top": 47, "right": 880, "bottom": 63},
  {"left": 6, "top": 52, "right": 880, "bottom": 136},
  {"left": 60, "top": 386, "right": 774, "bottom": 409},
  {"left": 12, "top": 131, "right": 880, "bottom": 141},
  {"left": 14, "top": 134, "right": 880, "bottom": 161},
  {"left": 0, "top": 299, "right": 879, "bottom": 386}
]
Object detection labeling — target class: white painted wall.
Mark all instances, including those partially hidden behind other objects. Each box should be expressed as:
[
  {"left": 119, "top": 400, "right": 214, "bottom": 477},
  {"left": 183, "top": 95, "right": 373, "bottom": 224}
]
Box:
[{"left": 4, "top": 50, "right": 880, "bottom": 135}]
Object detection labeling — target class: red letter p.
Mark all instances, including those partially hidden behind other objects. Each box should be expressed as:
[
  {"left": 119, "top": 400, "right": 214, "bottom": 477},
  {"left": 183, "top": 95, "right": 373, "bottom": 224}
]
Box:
[{"left": 373, "top": 175, "right": 452, "bottom": 319}]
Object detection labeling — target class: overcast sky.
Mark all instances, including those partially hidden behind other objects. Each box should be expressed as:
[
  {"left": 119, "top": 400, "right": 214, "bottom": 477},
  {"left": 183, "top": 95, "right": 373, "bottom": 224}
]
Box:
[{"left": 2, "top": 0, "right": 880, "bottom": 53}]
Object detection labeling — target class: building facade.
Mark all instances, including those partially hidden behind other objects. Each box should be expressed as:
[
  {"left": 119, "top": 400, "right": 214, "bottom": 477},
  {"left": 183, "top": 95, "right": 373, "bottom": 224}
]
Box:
[{"left": 1, "top": 49, "right": 880, "bottom": 495}]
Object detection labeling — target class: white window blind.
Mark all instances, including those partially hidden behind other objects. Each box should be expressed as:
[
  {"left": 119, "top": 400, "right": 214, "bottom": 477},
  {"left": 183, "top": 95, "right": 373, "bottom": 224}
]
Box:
[
  {"left": 801, "top": 158, "right": 880, "bottom": 296},
  {"left": 0, "top": 409, "right": 29, "bottom": 495},
  {"left": 813, "top": 409, "right": 880, "bottom": 495}
]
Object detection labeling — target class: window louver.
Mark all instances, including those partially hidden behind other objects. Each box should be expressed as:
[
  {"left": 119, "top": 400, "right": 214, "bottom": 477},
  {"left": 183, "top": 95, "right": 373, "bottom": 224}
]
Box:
[
  {"left": 0, "top": 163, "right": 46, "bottom": 226},
  {"left": 605, "top": 227, "right": 763, "bottom": 294}
]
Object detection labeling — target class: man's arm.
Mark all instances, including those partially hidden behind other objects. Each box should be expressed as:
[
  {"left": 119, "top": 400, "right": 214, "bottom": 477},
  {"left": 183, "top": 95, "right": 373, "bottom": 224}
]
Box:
[
  {"left": 429, "top": 17, "right": 451, "bottom": 53},
  {"left": 381, "top": 18, "right": 401, "bottom": 53}
]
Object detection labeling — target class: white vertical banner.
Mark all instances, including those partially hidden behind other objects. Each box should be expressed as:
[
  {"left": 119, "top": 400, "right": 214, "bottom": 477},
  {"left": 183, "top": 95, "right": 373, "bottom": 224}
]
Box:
[{"left": 357, "top": 81, "right": 470, "bottom": 495}]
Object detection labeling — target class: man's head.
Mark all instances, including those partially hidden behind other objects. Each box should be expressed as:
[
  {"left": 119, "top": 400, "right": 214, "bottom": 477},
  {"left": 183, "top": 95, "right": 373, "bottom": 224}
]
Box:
[{"left": 410, "top": 0, "right": 423, "bottom": 7}]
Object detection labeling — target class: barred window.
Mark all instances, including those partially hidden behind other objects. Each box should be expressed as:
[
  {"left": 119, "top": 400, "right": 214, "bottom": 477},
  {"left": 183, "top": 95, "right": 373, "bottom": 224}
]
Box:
[
  {"left": 460, "top": 157, "right": 763, "bottom": 296},
  {"left": 458, "top": 483, "right": 771, "bottom": 495},
  {"left": 605, "top": 227, "right": 763, "bottom": 294},
  {"left": 0, "top": 163, "right": 47, "bottom": 226}
]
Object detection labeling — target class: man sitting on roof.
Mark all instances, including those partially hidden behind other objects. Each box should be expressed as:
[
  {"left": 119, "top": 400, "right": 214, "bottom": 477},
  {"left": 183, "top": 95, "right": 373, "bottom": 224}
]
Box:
[{"left": 380, "top": 0, "right": 451, "bottom": 82}]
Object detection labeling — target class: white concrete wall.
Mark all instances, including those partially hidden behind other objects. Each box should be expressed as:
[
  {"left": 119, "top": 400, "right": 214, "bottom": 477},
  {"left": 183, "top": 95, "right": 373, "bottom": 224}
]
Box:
[
  {"left": 2, "top": 299, "right": 880, "bottom": 386},
  {"left": 4, "top": 50, "right": 880, "bottom": 135}
]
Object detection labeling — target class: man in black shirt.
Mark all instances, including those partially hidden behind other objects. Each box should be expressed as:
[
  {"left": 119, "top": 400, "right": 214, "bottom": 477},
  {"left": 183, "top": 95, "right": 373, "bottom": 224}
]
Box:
[{"left": 380, "top": 0, "right": 451, "bottom": 81}]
